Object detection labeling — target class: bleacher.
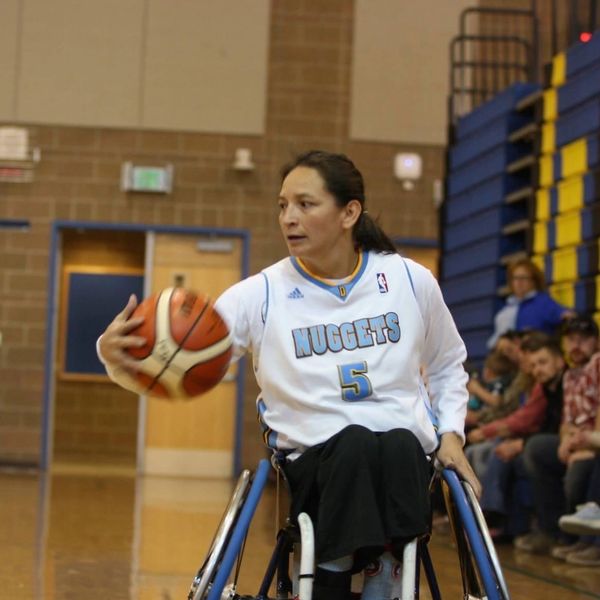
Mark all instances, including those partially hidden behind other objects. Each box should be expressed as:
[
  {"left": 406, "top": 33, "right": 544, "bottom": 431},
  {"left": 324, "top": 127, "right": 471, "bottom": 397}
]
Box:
[
  {"left": 442, "top": 82, "right": 540, "bottom": 365},
  {"left": 533, "top": 32, "right": 600, "bottom": 325},
  {"left": 443, "top": 30, "right": 600, "bottom": 363}
]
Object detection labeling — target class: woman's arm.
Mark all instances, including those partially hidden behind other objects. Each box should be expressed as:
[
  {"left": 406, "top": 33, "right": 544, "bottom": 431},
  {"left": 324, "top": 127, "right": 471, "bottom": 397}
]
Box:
[
  {"left": 409, "top": 264, "right": 480, "bottom": 496},
  {"left": 437, "top": 432, "right": 482, "bottom": 498}
]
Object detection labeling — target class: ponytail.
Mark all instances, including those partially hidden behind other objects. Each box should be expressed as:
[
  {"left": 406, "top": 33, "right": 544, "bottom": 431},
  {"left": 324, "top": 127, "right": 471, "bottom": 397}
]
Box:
[
  {"left": 354, "top": 211, "right": 397, "bottom": 254},
  {"left": 282, "top": 150, "right": 398, "bottom": 255}
]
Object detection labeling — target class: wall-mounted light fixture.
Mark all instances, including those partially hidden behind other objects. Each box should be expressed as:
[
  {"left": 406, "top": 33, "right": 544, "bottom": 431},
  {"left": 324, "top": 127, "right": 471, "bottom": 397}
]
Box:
[
  {"left": 232, "top": 148, "right": 255, "bottom": 171},
  {"left": 394, "top": 152, "right": 422, "bottom": 191}
]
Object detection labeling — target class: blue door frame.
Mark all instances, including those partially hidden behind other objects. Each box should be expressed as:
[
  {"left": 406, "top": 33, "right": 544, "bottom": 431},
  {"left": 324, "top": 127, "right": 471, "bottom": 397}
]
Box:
[{"left": 42, "top": 220, "right": 250, "bottom": 473}]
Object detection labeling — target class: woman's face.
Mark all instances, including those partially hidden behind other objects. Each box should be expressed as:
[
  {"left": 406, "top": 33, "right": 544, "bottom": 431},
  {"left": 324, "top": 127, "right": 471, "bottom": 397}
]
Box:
[
  {"left": 278, "top": 166, "right": 356, "bottom": 263},
  {"left": 510, "top": 266, "right": 536, "bottom": 298}
]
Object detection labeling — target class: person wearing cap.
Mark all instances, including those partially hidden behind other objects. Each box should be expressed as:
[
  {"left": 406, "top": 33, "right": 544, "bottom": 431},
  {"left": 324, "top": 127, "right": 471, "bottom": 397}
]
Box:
[{"left": 514, "top": 315, "right": 600, "bottom": 562}]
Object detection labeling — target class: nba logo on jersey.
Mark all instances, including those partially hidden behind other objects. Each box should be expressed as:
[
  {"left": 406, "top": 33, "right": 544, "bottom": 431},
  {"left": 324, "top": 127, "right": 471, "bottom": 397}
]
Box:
[{"left": 377, "top": 273, "right": 388, "bottom": 293}]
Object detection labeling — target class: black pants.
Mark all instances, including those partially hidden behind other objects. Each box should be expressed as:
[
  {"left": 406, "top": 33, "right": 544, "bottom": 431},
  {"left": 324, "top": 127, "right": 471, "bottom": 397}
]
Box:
[{"left": 284, "top": 424, "right": 431, "bottom": 570}]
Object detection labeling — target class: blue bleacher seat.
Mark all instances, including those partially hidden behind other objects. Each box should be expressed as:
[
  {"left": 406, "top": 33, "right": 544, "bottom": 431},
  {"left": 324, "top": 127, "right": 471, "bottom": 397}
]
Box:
[
  {"left": 454, "top": 82, "right": 539, "bottom": 140},
  {"left": 450, "top": 297, "right": 503, "bottom": 331},
  {"left": 565, "top": 30, "right": 600, "bottom": 79},
  {"left": 441, "top": 267, "right": 505, "bottom": 306},
  {"left": 555, "top": 98, "right": 600, "bottom": 148},
  {"left": 444, "top": 203, "right": 527, "bottom": 252},
  {"left": 443, "top": 236, "right": 523, "bottom": 278}
]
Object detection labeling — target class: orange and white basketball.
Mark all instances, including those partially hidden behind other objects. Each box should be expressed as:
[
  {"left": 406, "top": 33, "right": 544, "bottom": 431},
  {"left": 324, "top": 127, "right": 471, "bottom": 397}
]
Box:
[{"left": 125, "top": 287, "right": 232, "bottom": 399}]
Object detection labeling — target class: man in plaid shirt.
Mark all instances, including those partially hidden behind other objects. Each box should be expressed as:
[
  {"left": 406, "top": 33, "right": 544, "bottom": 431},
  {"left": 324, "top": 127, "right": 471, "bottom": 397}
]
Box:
[{"left": 513, "top": 315, "right": 599, "bottom": 563}]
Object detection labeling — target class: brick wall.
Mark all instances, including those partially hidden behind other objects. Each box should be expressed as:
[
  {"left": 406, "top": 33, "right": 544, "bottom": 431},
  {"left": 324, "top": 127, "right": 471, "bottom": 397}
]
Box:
[{"left": 0, "top": 0, "right": 444, "bottom": 468}]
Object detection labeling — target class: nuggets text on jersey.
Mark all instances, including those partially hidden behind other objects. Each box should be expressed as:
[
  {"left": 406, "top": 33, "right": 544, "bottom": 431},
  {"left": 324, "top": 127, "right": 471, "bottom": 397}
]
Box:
[{"left": 292, "top": 312, "right": 401, "bottom": 358}]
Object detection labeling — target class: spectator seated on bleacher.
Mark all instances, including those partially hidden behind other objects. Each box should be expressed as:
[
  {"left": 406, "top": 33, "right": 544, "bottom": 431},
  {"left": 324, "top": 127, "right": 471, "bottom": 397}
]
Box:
[
  {"left": 515, "top": 316, "right": 600, "bottom": 561},
  {"left": 557, "top": 424, "right": 600, "bottom": 566},
  {"left": 487, "top": 258, "right": 574, "bottom": 349},
  {"left": 469, "top": 336, "right": 565, "bottom": 541},
  {"left": 466, "top": 350, "right": 516, "bottom": 413},
  {"left": 464, "top": 333, "right": 544, "bottom": 480},
  {"left": 468, "top": 331, "right": 542, "bottom": 435}
]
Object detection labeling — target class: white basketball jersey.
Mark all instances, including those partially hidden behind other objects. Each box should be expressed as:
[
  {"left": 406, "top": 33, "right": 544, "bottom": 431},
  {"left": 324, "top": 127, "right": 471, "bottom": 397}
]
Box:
[{"left": 253, "top": 252, "right": 439, "bottom": 455}]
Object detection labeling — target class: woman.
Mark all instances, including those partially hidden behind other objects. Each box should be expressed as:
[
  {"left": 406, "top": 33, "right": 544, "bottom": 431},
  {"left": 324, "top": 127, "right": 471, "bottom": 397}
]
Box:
[
  {"left": 99, "top": 150, "right": 478, "bottom": 600},
  {"left": 487, "top": 258, "right": 573, "bottom": 349}
]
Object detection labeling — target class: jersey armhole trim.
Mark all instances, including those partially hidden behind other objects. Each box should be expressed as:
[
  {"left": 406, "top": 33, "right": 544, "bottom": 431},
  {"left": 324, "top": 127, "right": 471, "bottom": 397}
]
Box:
[
  {"left": 260, "top": 272, "right": 269, "bottom": 324},
  {"left": 401, "top": 257, "right": 416, "bottom": 298}
]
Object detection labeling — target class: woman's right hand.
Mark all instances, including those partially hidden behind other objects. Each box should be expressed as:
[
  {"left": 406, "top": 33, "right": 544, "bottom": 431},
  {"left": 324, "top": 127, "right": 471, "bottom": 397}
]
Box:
[{"left": 98, "top": 294, "right": 146, "bottom": 374}]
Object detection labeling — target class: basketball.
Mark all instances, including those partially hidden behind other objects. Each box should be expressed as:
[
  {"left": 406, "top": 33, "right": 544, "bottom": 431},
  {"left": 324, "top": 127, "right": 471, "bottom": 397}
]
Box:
[{"left": 125, "top": 287, "right": 233, "bottom": 399}]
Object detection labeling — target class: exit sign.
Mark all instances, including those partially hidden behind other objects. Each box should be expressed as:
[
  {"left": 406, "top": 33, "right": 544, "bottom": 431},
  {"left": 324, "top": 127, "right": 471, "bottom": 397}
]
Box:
[{"left": 121, "top": 162, "right": 173, "bottom": 193}]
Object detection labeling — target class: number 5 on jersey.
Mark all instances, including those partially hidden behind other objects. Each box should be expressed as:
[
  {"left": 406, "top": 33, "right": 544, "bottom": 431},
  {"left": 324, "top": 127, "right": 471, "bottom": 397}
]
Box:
[{"left": 338, "top": 361, "right": 372, "bottom": 401}]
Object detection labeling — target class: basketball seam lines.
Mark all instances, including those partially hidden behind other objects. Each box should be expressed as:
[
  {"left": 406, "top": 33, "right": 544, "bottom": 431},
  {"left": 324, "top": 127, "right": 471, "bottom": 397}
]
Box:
[{"left": 147, "top": 294, "right": 227, "bottom": 395}]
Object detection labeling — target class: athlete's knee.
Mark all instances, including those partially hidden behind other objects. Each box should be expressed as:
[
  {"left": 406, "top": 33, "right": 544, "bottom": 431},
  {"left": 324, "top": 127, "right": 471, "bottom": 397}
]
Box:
[
  {"left": 380, "top": 427, "right": 423, "bottom": 456},
  {"left": 329, "top": 424, "right": 378, "bottom": 459}
]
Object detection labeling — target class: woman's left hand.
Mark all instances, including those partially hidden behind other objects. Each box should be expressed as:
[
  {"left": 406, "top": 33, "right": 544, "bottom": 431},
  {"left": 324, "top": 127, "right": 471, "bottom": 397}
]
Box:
[{"left": 437, "top": 432, "right": 482, "bottom": 499}]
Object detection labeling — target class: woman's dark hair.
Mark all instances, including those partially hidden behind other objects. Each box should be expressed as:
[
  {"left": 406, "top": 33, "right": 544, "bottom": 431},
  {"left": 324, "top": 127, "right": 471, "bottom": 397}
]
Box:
[{"left": 281, "top": 150, "right": 397, "bottom": 254}]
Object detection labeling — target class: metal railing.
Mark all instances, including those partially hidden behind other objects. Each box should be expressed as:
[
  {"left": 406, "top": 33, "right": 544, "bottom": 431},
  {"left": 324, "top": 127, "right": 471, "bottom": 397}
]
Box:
[
  {"left": 449, "top": 5, "right": 538, "bottom": 123},
  {"left": 448, "top": 0, "right": 600, "bottom": 124}
]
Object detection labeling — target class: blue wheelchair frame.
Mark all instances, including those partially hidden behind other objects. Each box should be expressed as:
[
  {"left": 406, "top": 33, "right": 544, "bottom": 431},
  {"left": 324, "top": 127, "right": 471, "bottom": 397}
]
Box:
[{"left": 188, "top": 459, "right": 511, "bottom": 600}]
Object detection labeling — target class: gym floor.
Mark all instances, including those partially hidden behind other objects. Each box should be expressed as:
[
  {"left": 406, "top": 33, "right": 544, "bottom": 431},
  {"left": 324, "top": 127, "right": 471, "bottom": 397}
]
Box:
[{"left": 1, "top": 467, "right": 598, "bottom": 600}]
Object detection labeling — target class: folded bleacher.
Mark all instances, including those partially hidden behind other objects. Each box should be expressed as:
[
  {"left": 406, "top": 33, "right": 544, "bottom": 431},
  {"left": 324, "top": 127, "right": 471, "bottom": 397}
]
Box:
[
  {"left": 442, "top": 82, "right": 540, "bottom": 365},
  {"left": 443, "top": 30, "right": 600, "bottom": 365},
  {"left": 532, "top": 32, "right": 600, "bottom": 322}
]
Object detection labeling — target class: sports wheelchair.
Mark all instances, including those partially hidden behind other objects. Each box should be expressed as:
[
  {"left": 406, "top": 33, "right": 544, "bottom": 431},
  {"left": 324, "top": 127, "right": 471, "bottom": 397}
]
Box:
[{"left": 187, "top": 458, "right": 511, "bottom": 600}]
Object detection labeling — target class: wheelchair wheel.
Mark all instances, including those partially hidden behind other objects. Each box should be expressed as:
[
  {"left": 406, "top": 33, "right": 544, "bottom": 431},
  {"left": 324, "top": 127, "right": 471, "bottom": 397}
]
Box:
[
  {"left": 442, "top": 469, "right": 510, "bottom": 600},
  {"left": 187, "top": 469, "right": 251, "bottom": 600},
  {"left": 187, "top": 459, "right": 272, "bottom": 600}
]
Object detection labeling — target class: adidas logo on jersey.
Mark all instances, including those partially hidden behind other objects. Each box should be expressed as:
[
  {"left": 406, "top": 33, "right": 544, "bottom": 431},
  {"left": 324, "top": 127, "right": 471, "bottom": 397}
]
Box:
[{"left": 287, "top": 287, "right": 304, "bottom": 299}]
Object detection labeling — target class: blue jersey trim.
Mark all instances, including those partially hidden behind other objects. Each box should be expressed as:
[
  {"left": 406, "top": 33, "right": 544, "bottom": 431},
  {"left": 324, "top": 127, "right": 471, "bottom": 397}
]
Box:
[
  {"left": 290, "top": 252, "right": 369, "bottom": 300},
  {"left": 260, "top": 272, "right": 269, "bottom": 323},
  {"left": 257, "top": 397, "right": 279, "bottom": 450},
  {"left": 402, "top": 258, "right": 416, "bottom": 298},
  {"left": 403, "top": 258, "right": 439, "bottom": 437}
]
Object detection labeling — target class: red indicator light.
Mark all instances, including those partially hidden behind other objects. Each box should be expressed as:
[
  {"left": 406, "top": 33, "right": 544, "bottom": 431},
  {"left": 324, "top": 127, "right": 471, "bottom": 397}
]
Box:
[{"left": 580, "top": 32, "right": 592, "bottom": 43}]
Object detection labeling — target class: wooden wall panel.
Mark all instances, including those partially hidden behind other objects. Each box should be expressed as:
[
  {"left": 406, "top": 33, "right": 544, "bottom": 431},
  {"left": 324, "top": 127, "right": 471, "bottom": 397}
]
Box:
[
  {"left": 142, "top": 0, "right": 270, "bottom": 134},
  {"left": 0, "top": 0, "right": 20, "bottom": 120},
  {"left": 350, "top": 0, "right": 473, "bottom": 145},
  {"left": 17, "top": 0, "right": 144, "bottom": 127}
]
